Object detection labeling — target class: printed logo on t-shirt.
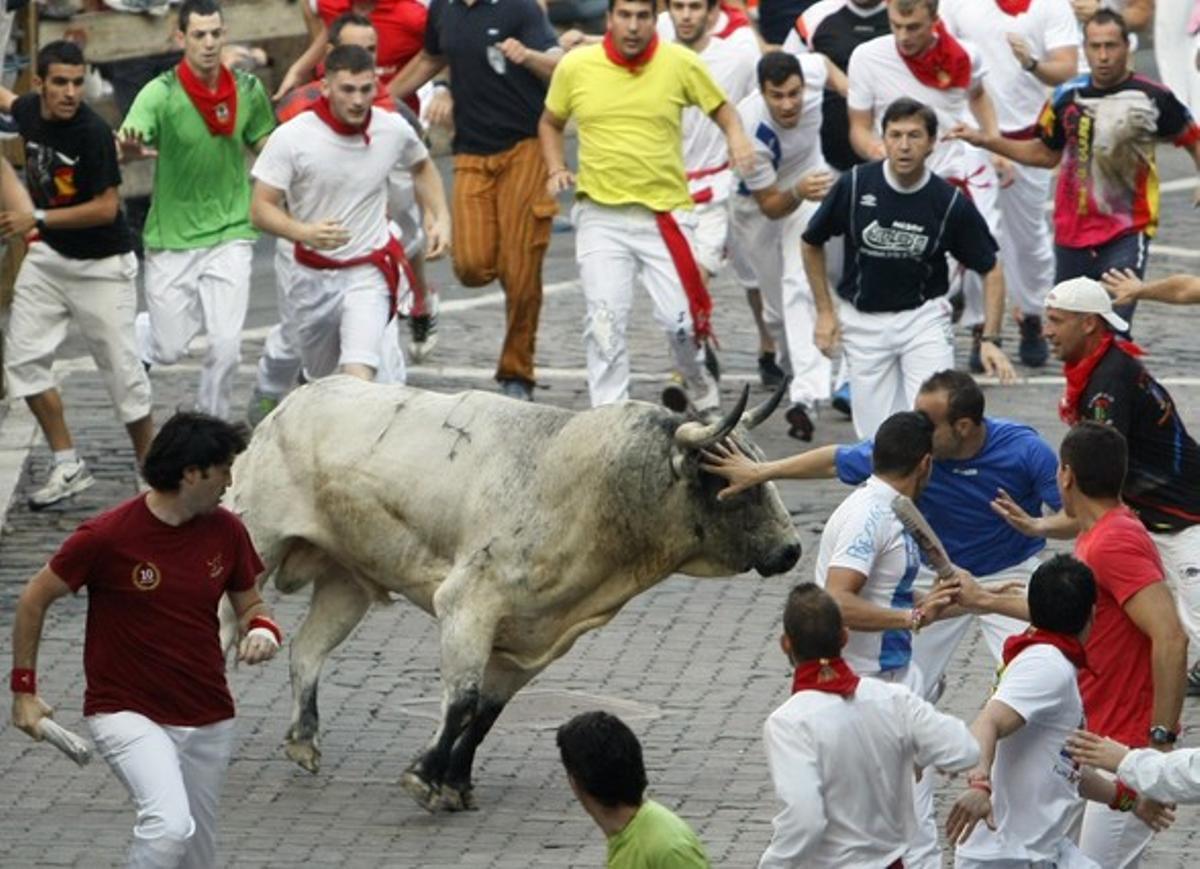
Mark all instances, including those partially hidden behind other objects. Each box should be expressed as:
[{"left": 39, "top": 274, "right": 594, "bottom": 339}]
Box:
[
  {"left": 131, "top": 561, "right": 162, "bottom": 591},
  {"left": 1085, "top": 391, "right": 1114, "bottom": 422},
  {"left": 859, "top": 193, "right": 877, "bottom": 207},
  {"left": 215, "top": 102, "right": 230, "bottom": 125},
  {"left": 862, "top": 220, "right": 929, "bottom": 256},
  {"left": 207, "top": 553, "right": 225, "bottom": 579}
]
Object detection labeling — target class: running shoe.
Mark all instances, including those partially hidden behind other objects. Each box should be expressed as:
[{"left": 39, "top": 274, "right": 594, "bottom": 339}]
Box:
[
  {"left": 1018, "top": 314, "right": 1049, "bottom": 368},
  {"left": 758, "top": 352, "right": 784, "bottom": 389},
  {"left": 29, "top": 459, "right": 95, "bottom": 510},
  {"left": 968, "top": 324, "right": 985, "bottom": 374},
  {"left": 831, "top": 383, "right": 852, "bottom": 418},
  {"left": 499, "top": 378, "right": 533, "bottom": 401},
  {"left": 409, "top": 288, "right": 439, "bottom": 364},
  {"left": 785, "top": 402, "right": 814, "bottom": 442}
]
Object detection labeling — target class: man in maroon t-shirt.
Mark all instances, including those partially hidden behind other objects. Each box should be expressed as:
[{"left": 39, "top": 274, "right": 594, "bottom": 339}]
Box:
[
  {"left": 10, "top": 412, "right": 279, "bottom": 868},
  {"left": 1058, "top": 421, "right": 1187, "bottom": 867}
]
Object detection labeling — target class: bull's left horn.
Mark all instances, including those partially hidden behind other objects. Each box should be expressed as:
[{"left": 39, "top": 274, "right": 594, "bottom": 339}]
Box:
[
  {"left": 673, "top": 384, "right": 750, "bottom": 450},
  {"left": 741, "top": 377, "right": 790, "bottom": 431}
]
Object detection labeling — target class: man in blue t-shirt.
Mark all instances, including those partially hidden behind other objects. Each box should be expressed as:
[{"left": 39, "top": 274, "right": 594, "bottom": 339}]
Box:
[
  {"left": 801, "top": 96, "right": 1016, "bottom": 440},
  {"left": 702, "top": 369, "right": 1060, "bottom": 701}
]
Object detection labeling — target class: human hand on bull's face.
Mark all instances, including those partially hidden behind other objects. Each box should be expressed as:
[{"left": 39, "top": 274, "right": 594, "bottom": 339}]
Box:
[{"left": 700, "top": 439, "right": 765, "bottom": 500}]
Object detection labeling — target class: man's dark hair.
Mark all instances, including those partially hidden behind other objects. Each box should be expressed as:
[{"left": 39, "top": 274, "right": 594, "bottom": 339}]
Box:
[
  {"left": 1027, "top": 554, "right": 1097, "bottom": 635},
  {"left": 141, "top": 411, "right": 248, "bottom": 492},
  {"left": 556, "top": 711, "right": 648, "bottom": 808},
  {"left": 325, "top": 44, "right": 375, "bottom": 76},
  {"left": 1085, "top": 8, "right": 1129, "bottom": 41},
  {"left": 872, "top": 411, "right": 934, "bottom": 477},
  {"left": 36, "top": 41, "right": 85, "bottom": 79},
  {"left": 919, "top": 370, "right": 985, "bottom": 425},
  {"left": 757, "top": 51, "right": 803, "bottom": 90},
  {"left": 329, "top": 11, "right": 374, "bottom": 47},
  {"left": 1060, "top": 421, "right": 1126, "bottom": 499},
  {"left": 178, "top": 0, "right": 223, "bottom": 32},
  {"left": 782, "top": 583, "right": 843, "bottom": 661},
  {"left": 608, "top": 0, "right": 655, "bottom": 11},
  {"left": 882, "top": 97, "right": 938, "bottom": 138}
]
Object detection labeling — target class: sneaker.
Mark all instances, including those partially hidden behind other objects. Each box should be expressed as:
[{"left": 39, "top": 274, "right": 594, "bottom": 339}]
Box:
[
  {"left": 758, "top": 352, "right": 785, "bottom": 389},
  {"left": 785, "top": 402, "right": 814, "bottom": 442},
  {"left": 246, "top": 389, "right": 281, "bottom": 428},
  {"left": 29, "top": 459, "right": 95, "bottom": 510},
  {"left": 1018, "top": 314, "right": 1048, "bottom": 368},
  {"left": 831, "top": 383, "right": 852, "bottom": 419},
  {"left": 1188, "top": 663, "right": 1200, "bottom": 697},
  {"left": 661, "top": 374, "right": 689, "bottom": 414},
  {"left": 409, "top": 288, "right": 439, "bottom": 364},
  {"left": 703, "top": 343, "right": 721, "bottom": 383},
  {"left": 103, "top": 0, "right": 170, "bottom": 14},
  {"left": 968, "top": 324, "right": 985, "bottom": 374},
  {"left": 499, "top": 378, "right": 533, "bottom": 401}
]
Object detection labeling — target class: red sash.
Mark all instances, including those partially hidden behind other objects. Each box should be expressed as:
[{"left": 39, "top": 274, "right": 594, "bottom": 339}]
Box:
[
  {"left": 603, "top": 30, "right": 659, "bottom": 72},
  {"left": 294, "top": 235, "right": 416, "bottom": 318},
  {"left": 791, "top": 657, "right": 861, "bottom": 697},
  {"left": 715, "top": 3, "right": 751, "bottom": 38},
  {"left": 177, "top": 61, "right": 237, "bottom": 137},
  {"left": 899, "top": 20, "right": 972, "bottom": 90},
  {"left": 654, "top": 212, "right": 714, "bottom": 344},
  {"left": 1002, "top": 627, "right": 1089, "bottom": 671},
  {"left": 687, "top": 161, "right": 729, "bottom": 205},
  {"left": 311, "top": 94, "right": 373, "bottom": 145},
  {"left": 1059, "top": 332, "right": 1144, "bottom": 424},
  {"left": 995, "top": 0, "right": 1033, "bottom": 15}
]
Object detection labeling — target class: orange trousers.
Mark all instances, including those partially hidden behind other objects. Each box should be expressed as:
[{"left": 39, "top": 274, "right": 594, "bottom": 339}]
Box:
[{"left": 451, "top": 137, "right": 556, "bottom": 385}]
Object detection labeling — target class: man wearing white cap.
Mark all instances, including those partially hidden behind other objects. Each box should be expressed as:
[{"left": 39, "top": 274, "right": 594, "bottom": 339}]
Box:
[{"left": 995, "top": 276, "right": 1200, "bottom": 695}]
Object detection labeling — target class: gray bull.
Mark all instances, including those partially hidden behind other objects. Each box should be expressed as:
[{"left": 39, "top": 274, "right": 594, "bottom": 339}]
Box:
[{"left": 228, "top": 375, "right": 800, "bottom": 812}]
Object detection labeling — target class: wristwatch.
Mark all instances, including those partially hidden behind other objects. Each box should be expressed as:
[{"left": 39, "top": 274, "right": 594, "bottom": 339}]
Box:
[
  {"left": 1148, "top": 725, "right": 1177, "bottom": 746},
  {"left": 1023, "top": 56, "right": 1038, "bottom": 73},
  {"left": 980, "top": 334, "right": 1003, "bottom": 347},
  {"left": 32, "top": 208, "right": 46, "bottom": 230}
]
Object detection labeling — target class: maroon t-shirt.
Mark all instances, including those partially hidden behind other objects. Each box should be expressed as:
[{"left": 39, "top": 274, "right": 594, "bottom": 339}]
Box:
[{"left": 50, "top": 494, "right": 264, "bottom": 726}]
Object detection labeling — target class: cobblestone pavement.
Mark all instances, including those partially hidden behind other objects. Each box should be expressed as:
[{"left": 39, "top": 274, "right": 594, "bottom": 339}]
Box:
[{"left": 2, "top": 161, "right": 1200, "bottom": 866}]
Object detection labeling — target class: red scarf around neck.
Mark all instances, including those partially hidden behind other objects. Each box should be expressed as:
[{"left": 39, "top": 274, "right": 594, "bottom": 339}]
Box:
[
  {"left": 311, "top": 95, "right": 373, "bottom": 145},
  {"left": 177, "top": 61, "right": 237, "bottom": 137},
  {"left": 1002, "top": 627, "right": 1089, "bottom": 671},
  {"left": 1059, "top": 331, "right": 1144, "bottom": 424},
  {"left": 603, "top": 30, "right": 659, "bottom": 72},
  {"left": 995, "top": 0, "right": 1033, "bottom": 15},
  {"left": 899, "top": 19, "right": 972, "bottom": 90},
  {"left": 791, "top": 657, "right": 860, "bottom": 697}
]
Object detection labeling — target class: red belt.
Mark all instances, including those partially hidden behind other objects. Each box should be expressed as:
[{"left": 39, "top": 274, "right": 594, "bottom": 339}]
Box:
[{"left": 294, "top": 234, "right": 417, "bottom": 318}]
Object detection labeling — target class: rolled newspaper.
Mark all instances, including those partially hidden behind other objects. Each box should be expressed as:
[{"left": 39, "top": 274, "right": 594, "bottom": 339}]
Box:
[{"left": 37, "top": 718, "right": 93, "bottom": 767}]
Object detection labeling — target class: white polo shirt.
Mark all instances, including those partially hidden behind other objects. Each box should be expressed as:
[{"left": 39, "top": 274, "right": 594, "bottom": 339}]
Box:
[
  {"left": 737, "top": 53, "right": 828, "bottom": 193},
  {"left": 681, "top": 34, "right": 760, "bottom": 201}
]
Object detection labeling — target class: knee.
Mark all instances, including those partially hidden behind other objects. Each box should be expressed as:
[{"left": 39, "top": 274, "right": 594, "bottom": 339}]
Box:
[
  {"left": 135, "top": 805, "right": 195, "bottom": 847},
  {"left": 453, "top": 253, "right": 497, "bottom": 288}
]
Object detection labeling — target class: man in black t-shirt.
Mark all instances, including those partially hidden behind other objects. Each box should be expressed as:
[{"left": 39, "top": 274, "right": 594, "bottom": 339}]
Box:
[
  {"left": 0, "top": 40, "right": 152, "bottom": 510},
  {"left": 801, "top": 97, "right": 1015, "bottom": 440}
]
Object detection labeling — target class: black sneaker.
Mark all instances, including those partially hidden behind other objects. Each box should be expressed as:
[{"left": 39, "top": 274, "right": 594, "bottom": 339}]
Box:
[
  {"left": 785, "top": 402, "right": 814, "bottom": 442},
  {"left": 758, "top": 352, "right": 784, "bottom": 388},
  {"left": 968, "top": 324, "right": 984, "bottom": 374},
  {"left": 499, "top": 378, "right": 533, "bottom": 401},
  {"left": 1018, "top": 315, "right": 1048, "bottom": 367},
  {"left": 704, "top": 343, "right": 721, "bottom": 382}
]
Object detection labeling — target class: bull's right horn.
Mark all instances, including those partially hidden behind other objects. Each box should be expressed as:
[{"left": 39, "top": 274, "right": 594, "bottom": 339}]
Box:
[
  {"left": 673, "top": 384, "right": 750, "bottom": 450},
  {"left": 741, "top": 377, "right": 790, "bottom": 431}
]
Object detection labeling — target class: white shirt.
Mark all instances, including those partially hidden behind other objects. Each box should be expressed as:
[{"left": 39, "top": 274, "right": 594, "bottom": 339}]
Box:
[
  {"left": 737, "top": 54, "right": 828, "bottom": 193},
  {"left": 941, "top": 0, "right": 1078, "bottom": 132},
  {"left": 759, "top": 677, "right": 979, "bottom": 868},
  {"left": 814, "top": 476, "right": 920, "bottom": 676},
  {"left": 846, "top": 33, "right": 986, "bottom": 177},
  {"left": 253, "top": 110, "right": 428, "bottom": 259},
  {"left": 656, "top": 8, "right": 760, "bottom": 58},
  {"left": 958, "top": 644, "right": 1086, "bottom": 863},
  {"left": 1117, "top": 748, "right": 1200, "bottom": 804}
]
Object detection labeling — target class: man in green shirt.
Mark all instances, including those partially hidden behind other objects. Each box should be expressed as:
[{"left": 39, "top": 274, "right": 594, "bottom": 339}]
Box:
[
  {"left": 119, "top": 0, "right": 275, "bottom": 420},
  {"left": 557, "top": 710, "right": 710, "bottom": 868}
]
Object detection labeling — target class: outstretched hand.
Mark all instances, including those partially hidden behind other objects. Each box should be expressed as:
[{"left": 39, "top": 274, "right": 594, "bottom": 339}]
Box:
[{"left": 700, "top": 440, "right": 761, "bottom": 500}]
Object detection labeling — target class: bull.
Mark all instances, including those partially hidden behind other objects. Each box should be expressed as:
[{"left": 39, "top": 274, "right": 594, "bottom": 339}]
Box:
[{"left": 227, "top": 375, "right": 800, "bottom": 812}]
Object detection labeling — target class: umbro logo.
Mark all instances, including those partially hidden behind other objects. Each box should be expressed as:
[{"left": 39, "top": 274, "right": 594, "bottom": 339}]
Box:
[
  {"left": 952, "top": 468, "right": 979, "bottom": 476},
  {"left": 859, "top": 194, "right": 877, "bottom": 207}
]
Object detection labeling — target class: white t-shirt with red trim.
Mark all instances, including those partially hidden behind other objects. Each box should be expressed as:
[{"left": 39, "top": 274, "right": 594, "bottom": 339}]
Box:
[{"left": 737, "top": 53, "right": 828, "bottom": 192}]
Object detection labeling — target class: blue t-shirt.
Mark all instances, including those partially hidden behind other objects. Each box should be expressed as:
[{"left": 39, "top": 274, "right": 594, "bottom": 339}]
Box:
[{"left": 834, "top": 418, "right": 1060, "bottom": 576}]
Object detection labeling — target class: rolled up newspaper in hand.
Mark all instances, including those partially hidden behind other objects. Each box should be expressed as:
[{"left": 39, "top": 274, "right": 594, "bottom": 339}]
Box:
[{"left": 37, "top": 718, "right": 92, "bottom": 767}]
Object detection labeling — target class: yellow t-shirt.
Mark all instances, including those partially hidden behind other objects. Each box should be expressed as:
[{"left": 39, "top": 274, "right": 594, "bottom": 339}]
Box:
[{"left": 545, "top": 41, "right": 727, "bottom": 212}]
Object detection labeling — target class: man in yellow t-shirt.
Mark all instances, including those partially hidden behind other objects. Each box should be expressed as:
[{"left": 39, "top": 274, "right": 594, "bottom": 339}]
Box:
[
  {"left": 539, "top": 0, "right": 753, "bottom": 413},
  {"left": 557, "top": 711, "right": 710, "bottom": 868}
]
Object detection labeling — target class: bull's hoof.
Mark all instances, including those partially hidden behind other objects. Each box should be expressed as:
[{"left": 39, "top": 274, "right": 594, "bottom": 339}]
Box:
[
  {"left": 401, "top": 769, "right": 440, "bottom": 813},
  {"left": 438, "top": 783, "right": 477, "bottom": 812},
  {"left": 284, "top": 739, "right": 322, "bottom": 774}
]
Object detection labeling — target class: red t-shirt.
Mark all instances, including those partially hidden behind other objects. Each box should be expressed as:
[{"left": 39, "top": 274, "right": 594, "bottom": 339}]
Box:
[
  {"left": 50, "top": 494, "right": 264, "bottom": 726},
  {"left": 315, "top": 0, "right": 427, "bottom": 109},
  {"left": 1075, "top": 505, "right": 1164, "bottom": 747}
]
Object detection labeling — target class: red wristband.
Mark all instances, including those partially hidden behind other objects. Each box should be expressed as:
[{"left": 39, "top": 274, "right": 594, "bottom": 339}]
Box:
[
  {"left": 1109, "top": 780, "right": 1138, "bottom": 812},
  {"left": 248, "top": 615, "right": 283, "bottom": 645},
  {"left": 10, "top": 668, "right": 36, "bottom": 694}
]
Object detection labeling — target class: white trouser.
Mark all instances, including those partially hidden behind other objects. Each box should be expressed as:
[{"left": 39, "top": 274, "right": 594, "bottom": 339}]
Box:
[
  {"left": 291, "top": 262, "right": 401, "bottom": 381},
  {"left": 729, "top": 199, "right": 831, "bottom": 407},
  {"left": 956, "top": 839, "right": 1099, "bottom": 869},
  {"left": 998, "top": 162, "right": 1056, "bottom": 315},
  {"left": 573, "top": 199, "right": 717, "bottom": 409},
  {"left": 684, "top": 197, "right": 730, "bottom": 278},
  {"left": 1151, "top": 525, "right": 1200, "bottom": 648},
  {"left": 1078, "top": 790, "right": 1154, "bottom": 868},
  {"left": 137, "top": 240, "right": 253, "bottom": 420},
  {"left": 912, "top": 557, "right": 1036, "bottom": 701},
  {"left": 1156, "top": 0, "right": 1200, "bottom": 118},
  {"left": 5, "top": 243, "right": 150, "bottom": 423},
  {"left": 839, "top": 296, "right": 955, "bottom": 440},
  {"left": 952, "top": 149, "right": 1004, "bottom": 329},
  {"left": 88, "top": 712, "right": 236, "bottom": 869}
]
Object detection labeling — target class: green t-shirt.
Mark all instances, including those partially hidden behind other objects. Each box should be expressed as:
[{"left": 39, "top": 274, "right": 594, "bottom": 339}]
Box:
[
  {"left": 607, "top": 800, "right": 710, "bottom": 869},
  {"left": 121, "top": 68, "right": 275, "bottom": 250}
]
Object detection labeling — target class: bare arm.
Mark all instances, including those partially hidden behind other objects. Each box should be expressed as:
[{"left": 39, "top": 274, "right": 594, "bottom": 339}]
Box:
[
  {"left": 0, "top": 186, "right": 120, "bottom": 240},
  {"left": 250, "top": 180, "right": 350, "bottom": 250},
  {"left": 967, "top": 85, "right": 1000, "bottom": 139},
  {"left": 699, "top": 440, "right": 839, "bottom": 500},
  {"left": 410, "top": 157, "right": 451, "bottom": 258},
  {"left": 10, "top": 566, "right": 73, "bottom": 739},
  {"left": 227, "top": 586, "right": 279, "bottom": 666},
  {"left": 1121, "top": 0, "right": 1152, "bottom": 31},
  {"left": 946, "top": 699, "right": 1024, "bottom": 844},
  {"left": 848, "top": 107, "right": 883, "bottom": 161},
  {"left": 826, "top": 567, "right": 915, "bottom": 631},
  {"left": 710, "top": 101, "right": 755, "bottom": 177},
  {"left": 390, "top": 51, "right": 449, "bottom": 102},
  {"left": 945, "top": 123, "right": 1062, "bottom": 169},
  {"left": 803, "top": 240, "right": 842, "bottom": 358},
  {"left": 752, "top": 170, "right": 834, "bottom": 220},
  {"left": 0, "top": 158, "right": 33, "bottom": 213},
  {"left": 990, "top": 491, "right": 1080, "bottom": 539},
  {"left": 978, "top": 264, "right": 1017, "bottom": 383},
  {"left": 538, "top": 108, "right": 575, "bottom": 195},
  {"left": 1030, "top": 46, "right": 1079, "bottom": 87},
  {"left": 0, "top": 83, "right": 15, "bottom": 113},
  {"left": 1103, "top": 270, "right": 1200, "bottom": 306},
  {"left": 1124, "top": 583, "right": 1189, "bottom": 741},
  {"left": 498, "top": 38, "right": 563, "bottom": 82},
  {"left": 274, "top": 1, "right": 328, "bottom": 100}
]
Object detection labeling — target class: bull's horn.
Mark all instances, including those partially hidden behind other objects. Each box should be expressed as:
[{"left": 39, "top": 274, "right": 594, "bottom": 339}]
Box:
[
  {"left": 673, "top": 384, "right": 750, "bottom": 450},
  {"left": 741, "top": 377, "right": 790, "bottom": 431}
]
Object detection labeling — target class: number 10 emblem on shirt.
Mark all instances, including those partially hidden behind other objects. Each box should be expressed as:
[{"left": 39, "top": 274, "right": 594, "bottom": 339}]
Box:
[{"left": 131, "top": 561, "right": 162, "bottom": 591}]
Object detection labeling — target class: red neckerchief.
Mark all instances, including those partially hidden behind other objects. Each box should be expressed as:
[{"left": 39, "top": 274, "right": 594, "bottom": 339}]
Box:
[
  {"left": 899, "top": 19, "right": 972, "bottom": 90},
  {"left": 1059, "top": 331, "right": 1144, "bottom": 424},
  {"left": 177, "top": 61, "right": 237, "bottom": 137},
  {"left": 311, "top": 95, "right": 372, "bottom": 145},
  {"left": 791, "top": 657, "right": 860, "bottom": 697},
  {"left": 603, "top": 30, "right": 659, "bottom": 72},
  {"left": 995, "top": 0, "right": 1033, "bottom": 16},
  {"left": 654, "top": 212, "right": 715, "bottom": 344},
  {"left": 294, "top": 235, "right": 416, "bottom": 318},
  {"left": 715, "top": 2, "right": 751, "bottom": 38},
  {"left": 1002, "top": 626, "right": 1089, "bottom": 671}
]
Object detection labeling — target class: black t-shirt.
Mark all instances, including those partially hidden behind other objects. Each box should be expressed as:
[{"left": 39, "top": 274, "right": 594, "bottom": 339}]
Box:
[
  {"left": 12, "top": 93, "right": 132, "bottom": 259},
  {"left": 1079, "top": 346, "right": 1200, "bottom": 533},
  {"left": 424, "top": 0, "right": 558, "bottom": 155},
  {"left": 802, "top": 160, "right": 998, "bottom": 312}
]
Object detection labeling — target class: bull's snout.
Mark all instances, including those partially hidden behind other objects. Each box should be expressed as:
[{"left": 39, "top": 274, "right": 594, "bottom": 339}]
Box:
[{"left": 756, "top": 542, "right": 801, "bottom": 577}]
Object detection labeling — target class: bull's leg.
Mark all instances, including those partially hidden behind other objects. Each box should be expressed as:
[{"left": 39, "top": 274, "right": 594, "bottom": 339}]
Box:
[{"left": 284, "top": 573, "right": 371, "bottom": 773}]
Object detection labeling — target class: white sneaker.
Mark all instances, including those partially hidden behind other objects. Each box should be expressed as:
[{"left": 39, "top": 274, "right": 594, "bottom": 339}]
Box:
[
  {"left": 103, "top": 0, "right": 169, "bottom": 15},
  {"left": 29, "top": 460, "right": 95, "bottom": 510}
]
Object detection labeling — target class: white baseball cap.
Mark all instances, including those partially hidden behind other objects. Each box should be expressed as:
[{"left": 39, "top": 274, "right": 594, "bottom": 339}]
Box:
[{"left": 1044, "top": 277, "right": 1129, "bottom": 333}]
